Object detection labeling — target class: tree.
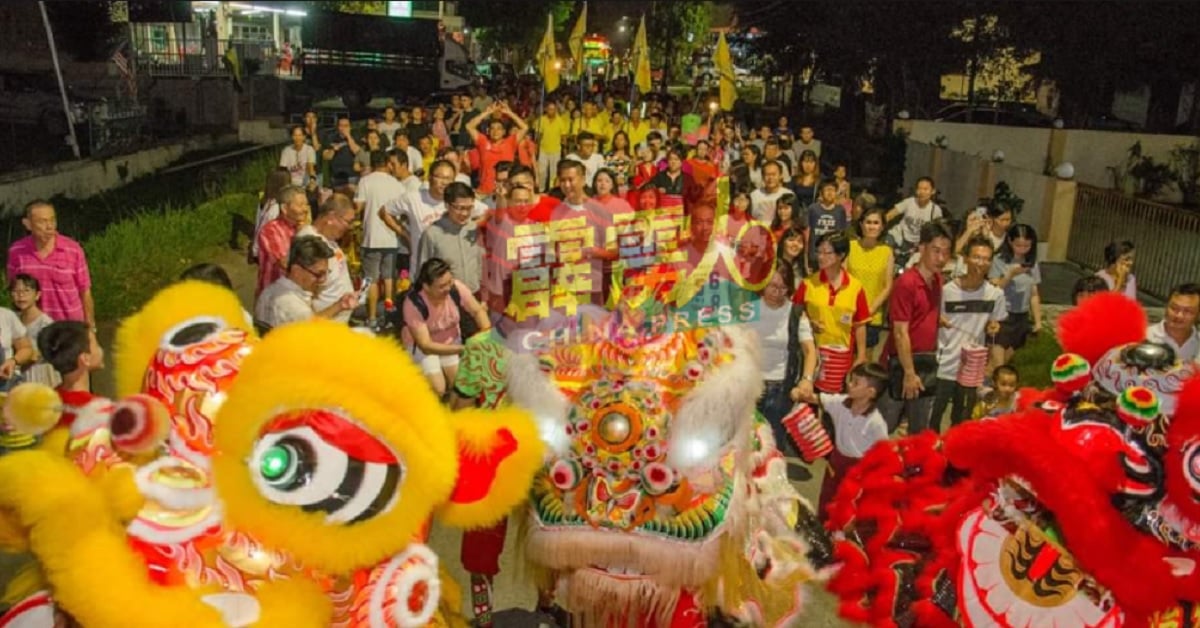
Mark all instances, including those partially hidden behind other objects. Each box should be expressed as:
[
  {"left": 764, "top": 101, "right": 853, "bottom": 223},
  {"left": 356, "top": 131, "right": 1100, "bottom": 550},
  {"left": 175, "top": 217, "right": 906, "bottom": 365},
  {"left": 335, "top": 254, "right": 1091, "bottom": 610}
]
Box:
[
  {"left": 646, "top": 1, "right": 713, "bottom": 91},
  {"left": 458, "top": 0, "right": 573, "bottom": 63},
  {"left": 312, "top": 1, "right": 386, "bottom": 15}
]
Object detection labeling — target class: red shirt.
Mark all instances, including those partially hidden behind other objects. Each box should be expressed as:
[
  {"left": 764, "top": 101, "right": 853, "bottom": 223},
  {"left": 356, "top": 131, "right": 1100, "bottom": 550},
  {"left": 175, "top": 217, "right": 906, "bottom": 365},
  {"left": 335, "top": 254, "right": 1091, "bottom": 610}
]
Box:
[
  {"left": 882, "top": 266, "right": 943, "bottom": 362},
  {"left": 527, "top": 195, "right": 570, "bottom": 223},
  {"left": 6, "top": 235, "right": 91, "bottom": 322},
  {"left": 474, "top": 134, "right": 518, "bottom": 195},
  {"left": 56, "top": 388, "right": 97, "bottom": 429},
  {"left": 255, "top": 218, "right": 298, "bottom": 296}
]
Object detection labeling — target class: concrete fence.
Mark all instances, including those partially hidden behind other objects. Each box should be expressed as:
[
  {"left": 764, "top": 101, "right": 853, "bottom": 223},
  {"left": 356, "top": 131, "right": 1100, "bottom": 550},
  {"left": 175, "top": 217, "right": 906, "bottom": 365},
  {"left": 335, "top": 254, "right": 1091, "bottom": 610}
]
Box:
[{"left": 900, "top": 119, "right": 1197, "bottom": 204}]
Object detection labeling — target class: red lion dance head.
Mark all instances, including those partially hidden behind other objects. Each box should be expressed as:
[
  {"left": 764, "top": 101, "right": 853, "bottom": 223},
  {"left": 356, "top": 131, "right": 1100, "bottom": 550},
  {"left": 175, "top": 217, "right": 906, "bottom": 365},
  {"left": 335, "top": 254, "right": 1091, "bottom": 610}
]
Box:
[{"left": 826, "top": 293, "right": 1200, "bottom": 627}]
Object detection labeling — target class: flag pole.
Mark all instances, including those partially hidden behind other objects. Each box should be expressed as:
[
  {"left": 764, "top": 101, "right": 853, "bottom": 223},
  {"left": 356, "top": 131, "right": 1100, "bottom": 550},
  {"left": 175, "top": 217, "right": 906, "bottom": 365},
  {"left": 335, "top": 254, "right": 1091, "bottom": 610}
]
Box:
[{"left": 39, "top": 1, "right": 80, "bottom": 159}]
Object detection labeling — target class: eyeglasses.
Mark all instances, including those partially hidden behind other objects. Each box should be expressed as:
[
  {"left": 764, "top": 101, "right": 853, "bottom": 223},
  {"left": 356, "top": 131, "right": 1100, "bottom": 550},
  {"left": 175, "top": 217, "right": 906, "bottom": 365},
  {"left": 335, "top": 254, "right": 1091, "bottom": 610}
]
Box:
[
  {"left": 299, "top": 265, "right": 329, "bottom": 280},
  {"left": 449, "top": 203, "right": 476, "bottom": 212}
]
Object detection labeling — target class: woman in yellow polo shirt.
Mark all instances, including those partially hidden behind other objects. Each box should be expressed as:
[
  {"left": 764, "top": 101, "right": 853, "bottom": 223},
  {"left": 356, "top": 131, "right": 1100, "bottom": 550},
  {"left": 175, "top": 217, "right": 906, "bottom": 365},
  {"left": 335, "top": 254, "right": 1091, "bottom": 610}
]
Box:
[
  {"left": 846, "top": 207, "right": 895, "bottom": 358},
  {"left": 792, "top": 232, "right": 871, "bottom": 381}
]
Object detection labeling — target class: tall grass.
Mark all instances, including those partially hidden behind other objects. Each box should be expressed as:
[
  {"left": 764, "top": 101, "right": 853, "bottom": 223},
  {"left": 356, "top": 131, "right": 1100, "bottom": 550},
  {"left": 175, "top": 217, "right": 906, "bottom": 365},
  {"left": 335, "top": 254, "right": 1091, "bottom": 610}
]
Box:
[
  {"left": 0, "top": 149, "right": 278, "bottom": 253},
  {"left": 85, "top": 194, "right": 259, "bottom": 320},
  {"left": 77, "top": 151, "right": 278, "bottom": 320}
]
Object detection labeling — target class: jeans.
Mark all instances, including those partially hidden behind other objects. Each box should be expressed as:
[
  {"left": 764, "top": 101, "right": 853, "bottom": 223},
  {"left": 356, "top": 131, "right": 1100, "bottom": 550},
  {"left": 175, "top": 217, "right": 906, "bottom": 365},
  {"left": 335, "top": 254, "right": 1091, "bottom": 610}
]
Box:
[
  {"left": 878, "top": 388, "right": 935, "bottom": 434},
  {"left": 757, "top": 380, "right": 797, "bottom": 456},
  {"left": 930, "top": 378, "right": 979, "bottom": 432}
]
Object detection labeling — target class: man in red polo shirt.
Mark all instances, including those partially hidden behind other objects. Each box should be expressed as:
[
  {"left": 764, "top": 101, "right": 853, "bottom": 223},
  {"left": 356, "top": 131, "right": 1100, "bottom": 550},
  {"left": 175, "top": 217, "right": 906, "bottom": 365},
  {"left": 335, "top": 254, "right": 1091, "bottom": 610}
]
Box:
[
  {"left": 879, "top": 221, "right": 952, "bottom": 434},
  {"left": 465, "top": 102, "right": 528, "bottom": 199}
]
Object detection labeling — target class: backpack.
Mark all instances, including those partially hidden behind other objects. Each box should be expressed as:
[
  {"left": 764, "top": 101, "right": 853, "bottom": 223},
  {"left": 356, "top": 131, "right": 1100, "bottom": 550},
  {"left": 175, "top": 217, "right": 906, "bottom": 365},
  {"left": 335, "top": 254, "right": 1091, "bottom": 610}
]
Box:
[{"left": 406, "top": 285, "right": 480, "bottom": 345}]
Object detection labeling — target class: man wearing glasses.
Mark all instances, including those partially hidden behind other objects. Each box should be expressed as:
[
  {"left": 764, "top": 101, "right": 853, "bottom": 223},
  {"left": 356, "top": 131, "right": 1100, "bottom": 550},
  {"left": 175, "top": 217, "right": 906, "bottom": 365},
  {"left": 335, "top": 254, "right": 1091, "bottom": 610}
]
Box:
[
  {"left": 297, "top": 194, "right": 360, "bottom": 324},
  {"left": 255, "top": 235, "right": 356, "bottom": 330},
  {"left": 416, "top": 182, "right": 484, "bottom": 296}
]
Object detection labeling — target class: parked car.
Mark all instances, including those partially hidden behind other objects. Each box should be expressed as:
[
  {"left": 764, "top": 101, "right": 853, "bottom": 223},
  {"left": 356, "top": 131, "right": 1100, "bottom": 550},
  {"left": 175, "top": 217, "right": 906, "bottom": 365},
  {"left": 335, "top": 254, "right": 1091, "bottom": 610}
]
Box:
[
  {"left": 933, "top": 103, "right": 1053, "bottom": 128},
  {"left": 0, "top": 71, "right": 94, "bottom": 136}
]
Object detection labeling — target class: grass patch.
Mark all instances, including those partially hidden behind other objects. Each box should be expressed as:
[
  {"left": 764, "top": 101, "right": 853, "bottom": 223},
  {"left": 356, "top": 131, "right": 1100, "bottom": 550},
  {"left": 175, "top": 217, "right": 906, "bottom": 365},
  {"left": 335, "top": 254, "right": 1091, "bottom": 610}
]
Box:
[
  {"left": 73, "top": 151, "right": 278, "bottom": 321},
  {"left": 0, "top": 148, "right": 277, "bottom": 252},
  {"left": 1010, "top": 331, "right": 1063, "bottom": 389},
  {"left": 85, "top": 193, "right": 258, "bottom": 321}
]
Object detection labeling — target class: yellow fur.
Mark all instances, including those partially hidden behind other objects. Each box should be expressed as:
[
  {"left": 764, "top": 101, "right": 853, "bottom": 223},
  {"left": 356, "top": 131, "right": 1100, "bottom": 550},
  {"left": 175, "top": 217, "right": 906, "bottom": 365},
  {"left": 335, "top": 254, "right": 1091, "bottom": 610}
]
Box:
[
  {"left": 4, "top": 383, "right": 62, "bottom": 435},
  {"left": 0, "top": 450, "right": 228, "bottom": 627},
  {"left": 115, "top": 281, "right": 253, "bottom": 397},
  {"left": 251, "top": 578, "right": 332, "bottom": 627},
  {"left": 437, "top": 407, "right": 544, "bottom": 530},
  {"left": 36, "top": 427, "right": 69, "bottom": 457},
  {"left": 213, "top": 320, "right": 460, "bottom": 575}
]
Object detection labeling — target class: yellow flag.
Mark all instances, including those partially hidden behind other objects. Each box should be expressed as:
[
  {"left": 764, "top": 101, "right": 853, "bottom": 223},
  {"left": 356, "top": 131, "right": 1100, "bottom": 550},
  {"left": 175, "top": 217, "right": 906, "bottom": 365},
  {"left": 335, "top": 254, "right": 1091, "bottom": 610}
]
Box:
[
  {"left": 568, "top": 2, "right": 588, "bottom": 75},
  {"left": 632, "top": 14, "right": 652, "bottom": 94},
  {"left": 715, "top": 31, "right": 737, "bottom": 111},
  {"left": 537, "top": 13, "right": 560, "bottom": 92}
]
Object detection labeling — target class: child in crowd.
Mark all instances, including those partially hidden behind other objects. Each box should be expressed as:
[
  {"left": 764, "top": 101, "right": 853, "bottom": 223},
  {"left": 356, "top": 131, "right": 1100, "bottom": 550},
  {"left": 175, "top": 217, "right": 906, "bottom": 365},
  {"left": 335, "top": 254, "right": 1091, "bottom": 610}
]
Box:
[
  {"left": 38, "top": 321, "right": 104, "bottom": 429},
  {"left": 972, "top": 365, "right": 1020, "bottom": 419},
  {"left": 770, "top": 192, "right": 797, "bottom": 240},
  {"left": 10, "top": 274, "right": 58, "bottom": 387},
  {"left": 815, "top": 363, "right": 890, "bottom": 517}
]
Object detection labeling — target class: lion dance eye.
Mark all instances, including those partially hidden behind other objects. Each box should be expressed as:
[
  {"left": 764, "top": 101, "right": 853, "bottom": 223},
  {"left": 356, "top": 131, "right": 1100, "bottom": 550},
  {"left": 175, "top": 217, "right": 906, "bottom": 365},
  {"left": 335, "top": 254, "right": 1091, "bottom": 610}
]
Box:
[
  {"left": 1185, "top": 442, "right": 1200, "bottom": 493},
  {"left": 641, "top": 462, "right": 675, "bottom": 495},
  {"left": 250, "top": 410, "right": 404, "bottom": 525},
  {"left": 549, "top": 458, "right": 581, "bottom": 491}
]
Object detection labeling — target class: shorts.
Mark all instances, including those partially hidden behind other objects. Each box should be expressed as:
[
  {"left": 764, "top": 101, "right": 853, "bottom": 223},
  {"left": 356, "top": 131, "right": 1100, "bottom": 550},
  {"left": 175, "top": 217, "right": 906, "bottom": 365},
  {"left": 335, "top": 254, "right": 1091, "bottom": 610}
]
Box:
[
  {"left": 866, "top": 324, "right": 886, "bottom": 348},
  {"left": 994, "top": 311, "right": 1031, "bottom": 350},
  {"left": 413, "top": 347, "right": 460, "bottom": 375},
  {"left": 361, "top": 248, "right": 397, "bottom": 282}
]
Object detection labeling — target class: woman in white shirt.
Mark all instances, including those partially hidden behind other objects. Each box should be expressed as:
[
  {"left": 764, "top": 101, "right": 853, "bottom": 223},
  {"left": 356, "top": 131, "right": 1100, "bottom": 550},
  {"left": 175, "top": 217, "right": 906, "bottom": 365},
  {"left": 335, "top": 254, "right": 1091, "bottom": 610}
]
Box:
[
  {"left": 279, "top": 125, "right": 317, "bottom": 187},
  {"left": 748, "top": 262, "right": 817, "bottom": 456}
]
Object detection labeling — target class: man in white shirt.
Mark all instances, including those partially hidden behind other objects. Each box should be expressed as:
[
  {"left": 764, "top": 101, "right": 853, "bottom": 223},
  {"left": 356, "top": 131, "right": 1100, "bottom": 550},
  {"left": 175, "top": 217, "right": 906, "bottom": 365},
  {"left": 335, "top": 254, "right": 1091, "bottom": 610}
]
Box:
[
  {"left": 563, "top": 131, "right": 606, "bottom": 188},
  {"left": 750, "top": 161, "right": 788, "bottom": 224},
  {"left": 279, "top": 125, "right": 317, "bottom": 187},
  {"left": 392, "top": 133, "right": 425, "bottom": 179},
  {"left": 395, "top": 160, "right": 486, "bottom": 278},
  {"left": 391, "top": 150, "right": 422, "bottom": 197},
  {"left": 932, "top": 237, "right": 1007, "bottom": 430},
  {"left": 255, "top": 236, "right": 355, "bottom": 329},
  {"left": 1146, "top": 282, "right": 1200, "bottom": 364},
  {"left": 296, "top": 194, "right": 358, "bottom": 323},
  {"left": 355, "top": 150, "right": 409, "bottom": 330},
  {"left": 792, "top": 125, "right": 822, "bottom": 161}
]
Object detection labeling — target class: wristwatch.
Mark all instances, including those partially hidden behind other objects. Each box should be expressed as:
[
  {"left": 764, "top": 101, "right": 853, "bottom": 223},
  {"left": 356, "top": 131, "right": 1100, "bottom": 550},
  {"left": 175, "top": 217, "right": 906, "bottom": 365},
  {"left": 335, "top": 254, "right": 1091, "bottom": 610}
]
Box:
[{"left": 801, "top": 374, "right": 815, "bottom": 382}]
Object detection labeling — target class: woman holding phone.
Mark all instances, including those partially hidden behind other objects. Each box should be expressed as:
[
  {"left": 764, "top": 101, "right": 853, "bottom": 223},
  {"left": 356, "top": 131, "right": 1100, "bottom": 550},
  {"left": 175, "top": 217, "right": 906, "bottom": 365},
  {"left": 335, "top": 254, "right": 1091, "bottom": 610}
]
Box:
[{"left": 988, "top": 224, "right": 1043, "bottom": 367}]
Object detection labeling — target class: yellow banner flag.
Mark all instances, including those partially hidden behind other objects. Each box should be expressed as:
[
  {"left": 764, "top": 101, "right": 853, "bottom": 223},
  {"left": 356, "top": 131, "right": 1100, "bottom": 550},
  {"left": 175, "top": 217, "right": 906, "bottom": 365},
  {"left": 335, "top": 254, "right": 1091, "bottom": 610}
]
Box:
[
  {"left": 568, "top": 2, "right": 587, "bottom": 75},
  {"left": 715, "top": 31, "right": 737, "bottom": 111},
  {"left": 633, "top": 14, "right": 651, "bottom": 94},
  {"left": 537, "top": 13, "right": 560, "bottom": 92}
]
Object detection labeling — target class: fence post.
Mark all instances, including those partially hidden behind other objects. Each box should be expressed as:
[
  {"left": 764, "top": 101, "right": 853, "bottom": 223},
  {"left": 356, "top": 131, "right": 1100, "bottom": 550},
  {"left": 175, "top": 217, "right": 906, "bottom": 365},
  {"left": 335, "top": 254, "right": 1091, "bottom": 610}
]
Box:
[
  {"left": 1045, "top": 127, "right": 1067, "bottom": 175},
  {"left": 1044, "top": 178, "right": 1077, "bottom": 262},
  {"left": 979, "top": 159, "right": 995, "bottom": 202}
]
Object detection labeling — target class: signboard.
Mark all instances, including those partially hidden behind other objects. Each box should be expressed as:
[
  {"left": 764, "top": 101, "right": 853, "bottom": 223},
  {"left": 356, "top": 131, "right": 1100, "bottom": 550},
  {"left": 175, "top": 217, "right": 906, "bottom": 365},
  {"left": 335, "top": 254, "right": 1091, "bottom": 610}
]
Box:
[{"left": 387, "top": 1, "right": 413, "bottom": 18}]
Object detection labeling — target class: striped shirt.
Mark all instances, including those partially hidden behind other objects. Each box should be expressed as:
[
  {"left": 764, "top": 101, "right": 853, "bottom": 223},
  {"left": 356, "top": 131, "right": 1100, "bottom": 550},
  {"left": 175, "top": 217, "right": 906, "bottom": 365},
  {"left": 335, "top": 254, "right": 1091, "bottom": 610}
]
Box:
[
  {"left": 6, "top": 236, "right": 91, "bottom": 322},
  {"left": 255, "top": 218, "right": 297, "bottom": 297}
]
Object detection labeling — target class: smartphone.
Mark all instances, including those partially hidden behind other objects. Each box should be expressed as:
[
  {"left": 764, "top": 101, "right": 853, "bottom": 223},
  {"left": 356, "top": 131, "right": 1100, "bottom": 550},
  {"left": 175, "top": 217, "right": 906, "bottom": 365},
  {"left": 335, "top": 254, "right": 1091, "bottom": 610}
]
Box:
[{"left": 973, "top": 206, "right": 987, "bottom": 219}]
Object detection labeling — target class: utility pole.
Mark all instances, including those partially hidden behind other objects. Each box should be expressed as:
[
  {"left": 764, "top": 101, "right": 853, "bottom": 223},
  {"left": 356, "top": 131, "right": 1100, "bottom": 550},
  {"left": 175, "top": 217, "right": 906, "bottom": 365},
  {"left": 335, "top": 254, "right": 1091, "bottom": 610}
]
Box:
[{"left": 39, "top": 1, "right": 81, "bottom": 159}]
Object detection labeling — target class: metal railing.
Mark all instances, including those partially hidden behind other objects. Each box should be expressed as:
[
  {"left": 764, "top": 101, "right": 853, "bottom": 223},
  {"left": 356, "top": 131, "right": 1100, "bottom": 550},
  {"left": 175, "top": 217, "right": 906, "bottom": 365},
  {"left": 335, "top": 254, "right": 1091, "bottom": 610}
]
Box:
[
  {"left": 86, "top": 100, "right": 147, "bottom": 157},
  {"left": 1068, "top": 184, "right": 1200, "bottom": 300},
  {"left": 133, "top": 37, "right": 279, "bottom": 78}
]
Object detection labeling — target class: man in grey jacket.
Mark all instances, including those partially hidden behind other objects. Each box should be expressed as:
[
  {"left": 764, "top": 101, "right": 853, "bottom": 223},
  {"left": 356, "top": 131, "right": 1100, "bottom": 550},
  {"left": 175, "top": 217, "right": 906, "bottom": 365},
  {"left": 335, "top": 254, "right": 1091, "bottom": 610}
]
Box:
[{"left": 417, "top": 182, "right": 484, "bottom": 294}]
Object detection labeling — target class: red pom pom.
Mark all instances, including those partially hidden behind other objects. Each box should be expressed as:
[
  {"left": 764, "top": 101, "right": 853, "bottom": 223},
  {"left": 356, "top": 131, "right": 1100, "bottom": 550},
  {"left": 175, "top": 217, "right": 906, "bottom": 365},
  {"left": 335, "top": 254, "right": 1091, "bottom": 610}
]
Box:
[{"left": 1057, "top": 292, "right": 1146, "bottom": 364}]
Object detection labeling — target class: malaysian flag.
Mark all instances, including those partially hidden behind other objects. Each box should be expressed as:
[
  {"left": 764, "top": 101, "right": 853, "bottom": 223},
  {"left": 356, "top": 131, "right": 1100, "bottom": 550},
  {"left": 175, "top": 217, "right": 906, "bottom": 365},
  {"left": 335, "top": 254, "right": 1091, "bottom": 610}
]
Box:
[{"left": 111, "top": 43, "right": 137, "bottom": 99}]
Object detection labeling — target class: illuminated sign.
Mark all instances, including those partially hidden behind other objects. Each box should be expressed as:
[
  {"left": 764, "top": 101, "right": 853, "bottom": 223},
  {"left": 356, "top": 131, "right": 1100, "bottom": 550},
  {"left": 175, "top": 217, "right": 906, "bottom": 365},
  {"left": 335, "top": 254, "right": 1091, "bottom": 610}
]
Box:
[{"left": 387, "top": 1, "right": 413, "bottom": 18}]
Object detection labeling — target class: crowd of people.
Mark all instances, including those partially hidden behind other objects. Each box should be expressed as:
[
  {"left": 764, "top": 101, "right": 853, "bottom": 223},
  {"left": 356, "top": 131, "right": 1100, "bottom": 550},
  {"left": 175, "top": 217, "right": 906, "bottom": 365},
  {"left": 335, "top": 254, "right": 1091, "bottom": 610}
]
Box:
[{"left": 2, "top": 81, "right": 1198, "bottom": 626}]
